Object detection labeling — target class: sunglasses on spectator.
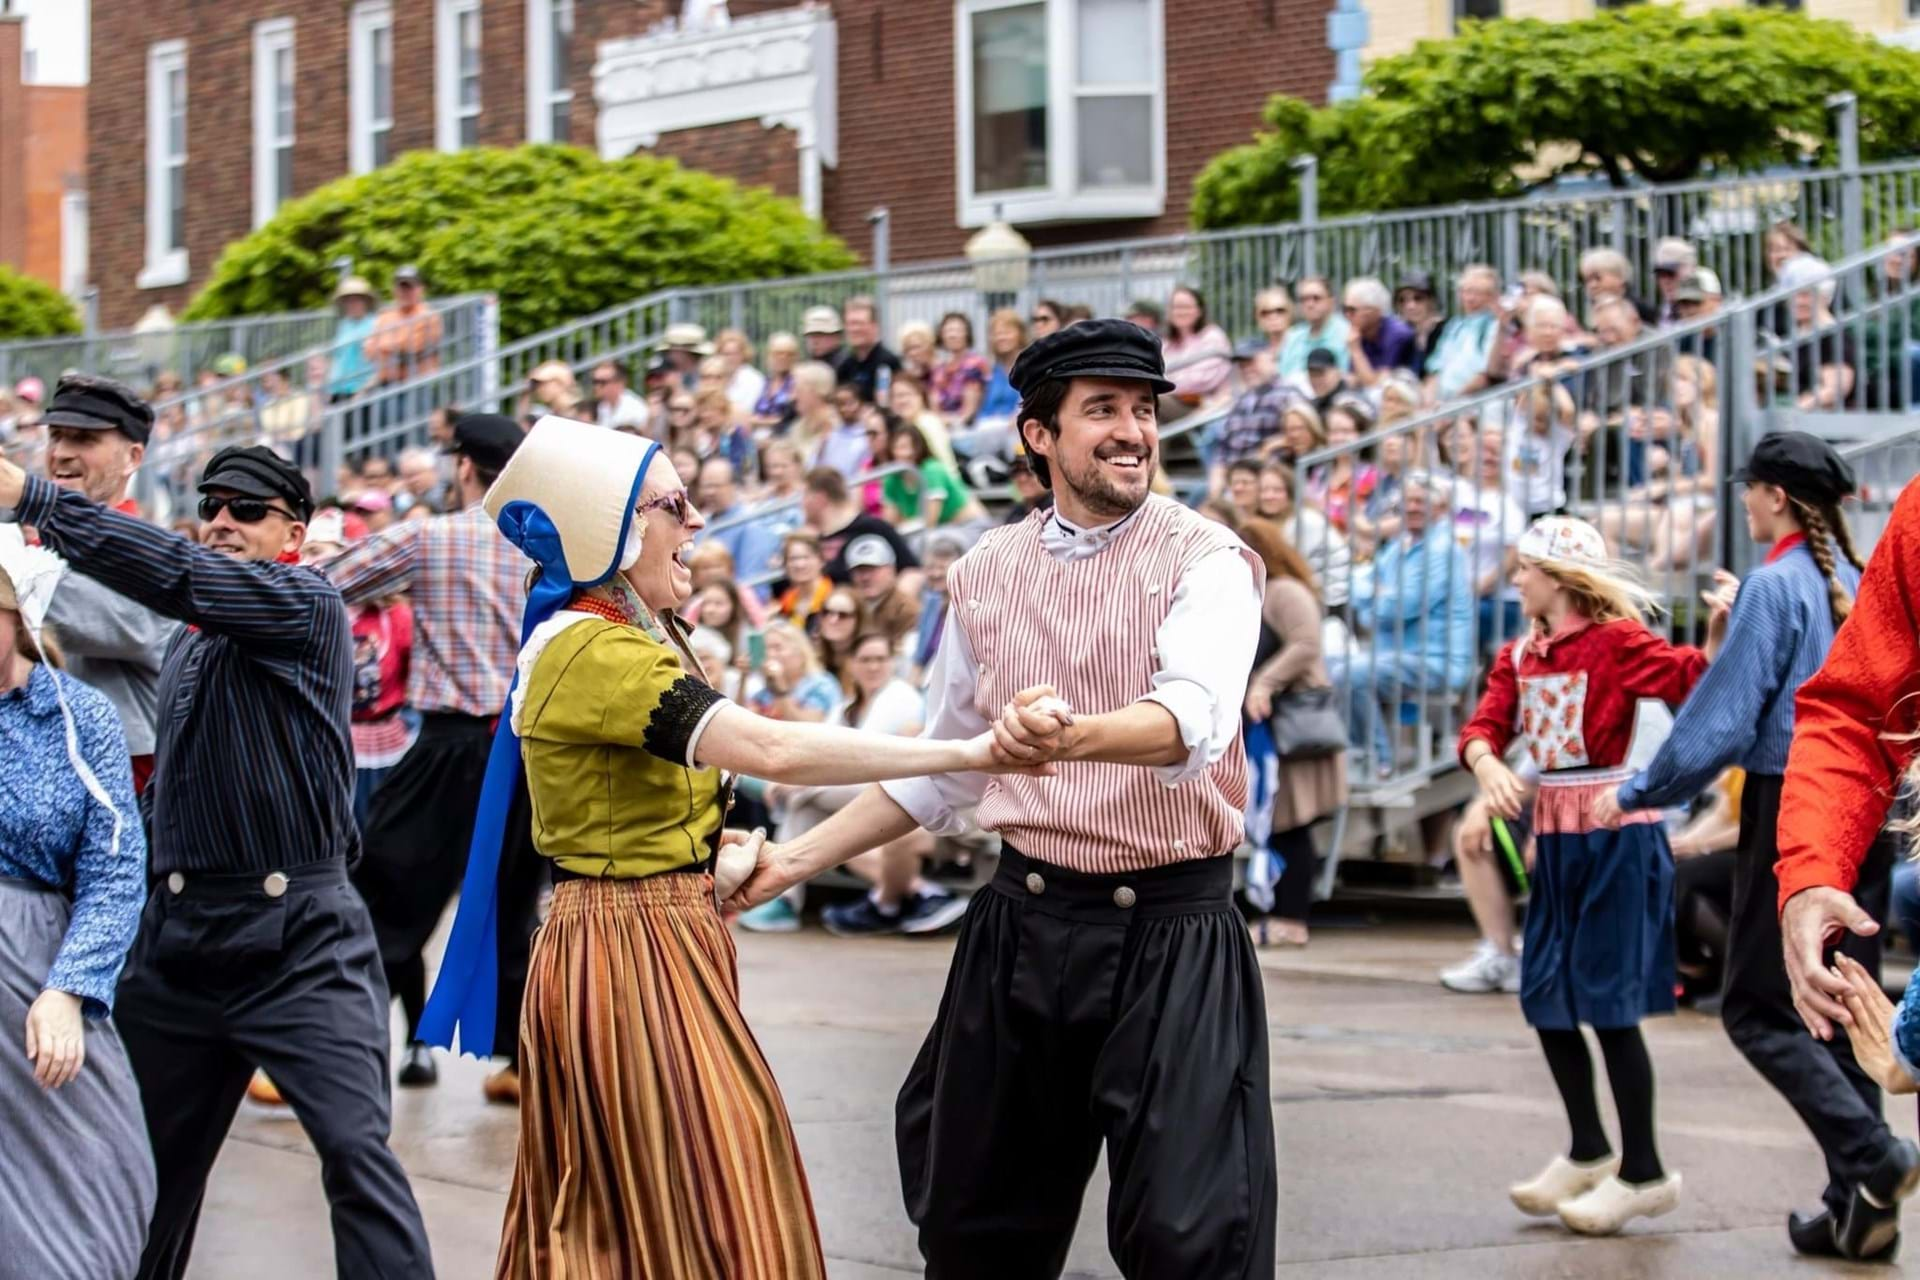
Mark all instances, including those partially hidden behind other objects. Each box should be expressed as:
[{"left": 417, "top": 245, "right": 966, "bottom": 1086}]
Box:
[
  {"left": 821, "top": 607, "right": 858, "bottom": 620},
  {"left": 199, "top": 494, "right": 298, "bottom": 524},
  {"left": 637, "top": 489, "right": 696, "bottom": 526},
  {"left": 1258, "top": 306, "right": 1291, "bottom": 317},
  {"left": 1340, "top": 305, "right": 1359, "bottom": 314},
  {"left": 669, "top": 402, "right": 695, "bottom": 414},
  {"left": 591, "top": 375, "right": 617, "bottom": 386}
]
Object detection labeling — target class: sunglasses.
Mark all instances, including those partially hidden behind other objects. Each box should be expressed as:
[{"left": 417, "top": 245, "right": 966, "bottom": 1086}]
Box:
[
  {"left": 591, "top": 375, "right": 617, "bottom": 386},
  {"left": 821, "top": 607, "right": 858, "bottom": 620},
  {"left": 199, "top": 494, "right": 297, "bottom": 524},
  {"left": 1258, "top": 306, "right": 1291, "bottom": 317},
  {"left": 638, "top": 489, "right": 696, "bottom": 527},
  {"left": 669, "top": 403, "right": 695, "bottom": 414}
]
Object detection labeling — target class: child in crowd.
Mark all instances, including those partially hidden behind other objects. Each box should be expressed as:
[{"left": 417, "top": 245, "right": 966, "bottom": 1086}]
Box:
[{"left": 1458, "top": 517, "right": 1711, "bottom": 1236}]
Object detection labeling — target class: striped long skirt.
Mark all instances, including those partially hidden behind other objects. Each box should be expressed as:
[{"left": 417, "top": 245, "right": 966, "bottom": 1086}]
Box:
[{"left": 496, "top": 873, "right": 826, "bottom": 1279}]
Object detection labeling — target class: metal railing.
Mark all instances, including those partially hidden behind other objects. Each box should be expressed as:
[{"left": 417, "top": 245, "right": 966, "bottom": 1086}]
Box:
[{"left": 1284, "top": 237, "right": 1920, "bottom": 794}]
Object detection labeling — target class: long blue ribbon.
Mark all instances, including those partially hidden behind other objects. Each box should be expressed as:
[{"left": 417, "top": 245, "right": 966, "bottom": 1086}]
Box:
[{"left": 419, "top": 445, "right": 656, "bottom": 1056}]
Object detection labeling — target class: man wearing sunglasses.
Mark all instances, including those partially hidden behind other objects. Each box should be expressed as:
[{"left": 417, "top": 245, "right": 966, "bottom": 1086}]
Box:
[{"left": 0, "top": 443, "right": 435, "bottom": 1278}]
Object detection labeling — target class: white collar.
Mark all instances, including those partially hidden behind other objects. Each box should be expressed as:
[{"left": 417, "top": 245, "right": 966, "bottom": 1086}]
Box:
[{"left": 1040, "top": 503, "right": 1145, "bottom": 562}]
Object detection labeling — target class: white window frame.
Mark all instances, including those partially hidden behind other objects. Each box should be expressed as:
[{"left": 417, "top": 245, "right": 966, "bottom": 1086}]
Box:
[
  {"left": 349, "top": 1, "right": 394, "bottom": 174},
  {"left": 437, "top": 0, "right": 484, "bottom": 151},
  {"left": 525, "top": 0, "right": 574, "bottom": 143},
  {"left": 138, "top": 40, "right": 189, "bottom": 290},
  {"left": 252, "top": 18, "right": 296, "bottom": 228},
  {"left": 953, "top": 0, "right": 1166, "bottom": 228}
]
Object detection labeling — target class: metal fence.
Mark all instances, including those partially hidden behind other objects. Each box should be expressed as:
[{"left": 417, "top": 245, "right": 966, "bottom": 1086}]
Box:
[{"left": 1281, "top": 236, "right": 1920, "bottom": 795}]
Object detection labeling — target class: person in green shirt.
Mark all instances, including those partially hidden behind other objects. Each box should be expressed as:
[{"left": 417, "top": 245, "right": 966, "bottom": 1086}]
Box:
[{"left": 881, "top": 420, "right": 988, "bottom": 531}]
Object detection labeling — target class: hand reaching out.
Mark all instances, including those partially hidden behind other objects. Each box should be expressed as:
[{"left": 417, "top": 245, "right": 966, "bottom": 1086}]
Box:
[
  {"left": 1781, "top": 887, "right": 1881, "bottom": 1039},
  {"left": 1834, "top": 954, "right": 1918, "bottom": 1095}
]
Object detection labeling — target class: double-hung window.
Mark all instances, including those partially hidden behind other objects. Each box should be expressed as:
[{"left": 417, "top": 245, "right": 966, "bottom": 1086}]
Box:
[
  {"left": 526, "top": 0, "right": 574, "bottom": 143},
  {"left": 140, "top": 40, "right": 188, "bottom": 289},
  {"left": 438, "top": 0, "right": 484, "bottom": 150},
  {"left": 252, "top": 19, "right": 296, "bottom": 228},
  {"left": 350, "top": 2, "right": 395, "bottom": 174},
  {"left": 955, "top": 0, "right": 1165, "bottom": 227}
]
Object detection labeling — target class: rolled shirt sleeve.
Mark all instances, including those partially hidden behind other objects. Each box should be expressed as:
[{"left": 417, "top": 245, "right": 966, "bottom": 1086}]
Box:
[
  {"left": 1139, "top": 546, "right": 1263, "bottom": 787},
  {"left": 881, "top": 609, "right": 990, "bottom": 834}
]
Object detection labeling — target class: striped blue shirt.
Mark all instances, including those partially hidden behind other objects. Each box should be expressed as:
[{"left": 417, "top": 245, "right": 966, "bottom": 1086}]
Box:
[{"left": 1618, "top": 544, "right": 1859, "bottom": 811}]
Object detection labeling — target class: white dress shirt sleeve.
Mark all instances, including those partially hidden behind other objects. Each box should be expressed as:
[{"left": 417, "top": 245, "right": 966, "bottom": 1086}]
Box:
[
  {"left": 1139, "top": 546, "right": 1263, "bottom": 787},
  {"left": 879, "top": 609, "right": 991, "bottom": 834}
]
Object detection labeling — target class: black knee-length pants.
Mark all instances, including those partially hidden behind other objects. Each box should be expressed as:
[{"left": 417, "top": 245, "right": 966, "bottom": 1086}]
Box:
[{"left": 898, "top": 845, "right": 1277, "bottom": 1280}]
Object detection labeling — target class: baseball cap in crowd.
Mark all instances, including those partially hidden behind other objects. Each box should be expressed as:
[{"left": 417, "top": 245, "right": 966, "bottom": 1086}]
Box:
[
  {"left": 348, "top": 489, "right": 393, "bottom": 514},
  {"left": 1730, "top": 431, "right": 1856, "bottom": 505},
  {"left": 1673, "top": 268, "right": 1724, "bottom": 305},
  {"left": 1394, "top": 271, "right": 1436, "bottom": 301},
  {"left": 14, "top": 376, "right": 45, "bottom": 404},
  {"left": 1305, "top": 347, "right": 1341, "bottom": 372},
  {"left": 394, "top": 264, "right": 424, "bottom": 286},
  {"left": 1008, "top": 317, "right": 1175, "bottom": 397},
  {"left": 443, "top": 412, "right": 526, "bottom": 475},
  {"left": 802, "top": 306, "right": 843, "bottom": 336},
  {"left": 643, "top": 355, "right": 677, "bottom": 383},
  {"left": 199, "top": 445, "right": 316, "bottom": 522},
  {"left": 1231, "top": 337, "right": 1271, "bottom": 363},
  {"left": 1653, "top": 238, "right": 1695, "bottom": 274},
  {"left": 41, "top": 373, "right": 155, "bottom": 445},
  {"left": 844, "top": 534, "right": 897, "bottom": 570}
]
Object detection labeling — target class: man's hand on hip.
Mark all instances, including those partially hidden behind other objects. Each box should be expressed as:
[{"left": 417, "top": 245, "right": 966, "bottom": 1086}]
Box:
[{"left": 1781, "top": 886, "right": 1881, "bottom": 1040}]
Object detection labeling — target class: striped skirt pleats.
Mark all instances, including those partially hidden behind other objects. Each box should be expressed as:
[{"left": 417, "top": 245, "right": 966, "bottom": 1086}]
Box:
[{"left": 496, "top": 874, "right": 826, "bottom": 1280}]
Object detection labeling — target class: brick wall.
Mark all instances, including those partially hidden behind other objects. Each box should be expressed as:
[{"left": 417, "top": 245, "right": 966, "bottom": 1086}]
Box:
[
  {"left": 0, "top": 18, "right": 27, "bottom": 277},
  {"left": 652, "top": 120, "right": 801, "bottom": 200},
  {"left": 23, "top": 85, "right": 86, "bottom": 289}
]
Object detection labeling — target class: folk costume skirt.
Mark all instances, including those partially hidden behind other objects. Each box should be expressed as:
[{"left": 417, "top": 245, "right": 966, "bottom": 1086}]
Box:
[
  {"left": 497, "top": 872, "right": 825, "bottom": 1280},
  {"left": 1521, "top": 767, "right": 1677, "bottom": 1031}
]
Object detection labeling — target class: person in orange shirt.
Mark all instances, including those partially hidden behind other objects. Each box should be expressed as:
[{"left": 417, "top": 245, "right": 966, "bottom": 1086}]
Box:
[{"left": 364, "top": 265, "right": 445, "bottom": 388}]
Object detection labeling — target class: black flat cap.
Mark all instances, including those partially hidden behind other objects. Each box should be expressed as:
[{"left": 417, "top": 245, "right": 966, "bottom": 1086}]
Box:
[
  {"left": 1731, "top": 431, "right": 1856, "bottom": 505},
  {"left": 1305, "top": 346, "right": 1341, "bottom": 371},
  {"left": 1009, "top": 317, "right": 1175, "bottom": 396},
  {"left": 444, "top": 412, "right": 525, "bottom": 474},
  {"left": 1395, "top": 270, "right": 1436, "bottom": 299},
  {"left": 42, "top": 374, "right": 155, "bottom": 444},
  {"left": 200, "top": 445, "right": 315, "bottom": 521},
  {"left": 1231, "top": 337, "right": 1271, "bottom": 362}
]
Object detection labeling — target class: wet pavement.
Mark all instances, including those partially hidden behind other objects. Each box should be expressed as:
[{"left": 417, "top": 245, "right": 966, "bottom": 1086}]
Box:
[{"left": 193, "top": 920, "right": 1920, "bottom": 1278}]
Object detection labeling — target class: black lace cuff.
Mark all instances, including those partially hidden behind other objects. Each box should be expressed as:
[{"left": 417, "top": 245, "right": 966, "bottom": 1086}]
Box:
[{"left": 642, "top": 676, "right": 728, "bottom": 767}]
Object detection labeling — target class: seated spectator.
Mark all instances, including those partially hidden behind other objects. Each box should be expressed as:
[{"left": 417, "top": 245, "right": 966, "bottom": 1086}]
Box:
[
  {"left": 897, "top": 322, "right": 937, "bottom": 386},
  {"left": 1272, "top": 400, "right": 1326, "bottom": 468},
  {"left": 813, "top": 383, "right": 874, "bottom": 480},
  {"left": 696, "top": 456, "right": 751, "bottom": 558},
  {"left": 659, "top": 389, "right": 698, "bottom": 451},
  {"left": 749, "top": 621, "right": 842, "bottom": 724},
  {"left": 803, "top": 305, "right": 846, "bottom": 365},
  {"left": 1311, "top": 397, "right": 1378, "bottom": 533},
  {"left": 773, "top": 530, "right": 834, "bottom": 631},
  {"left": 1499, "top": 378, "right": 1579, "bottom": 520},
  {"left": 1450, "top": 427, "right": 1530, "bottom": 651},
  {"left": 670, "top": 445, "right": 703, "bottom": 501},
  {"left": 882, "top": 422, "right": 988, "bottom": 535},
  {"left": 662, "top": 322, "right": 710, "bottom": 389},
  {"left": 396, "top": 445, "right": 446, "bottom": 516},
  {"left": 1773, "top": 254, "right": 1857, "bottom": 411},
  {"left": 1299, "top": 347, "right": 1347, "bottom": 419},
  {"left": 1671, "top": 269, "right": 1724, "bottom": 363},
  {"left": 1256, "top": 463, "right": 1351, "bottom": 610},
  {"left": 589, "top": 359, "right": 649, "bottom": 434},
  {"left": 1394, "top": 272, "right": 1446, "bottom": 378},
  {"left": 714, "top": 328, "right": 766, "bottom": 418},
  {"left": 257, "top": 365, "right": 318, "bottom": 449},
  {"left": 1331, "top": 476, "right": 1475, "bottom": 777},
  {"left": 787, "top": 361, "right": 842, "bottom": 464},
  {"left": 813, "top": 585, "right": 868, "bottom": 687},
  {"left": 930, "top": 312, "right": 991, "bottom": 428},
  {"left": 732, "top": 442, "right": 807, "bottom": 584},
  {"left": 642, "top": 354, "right": 679, "bottom": 422},
  {"left": 843, "top": 535, "right": 921, "bottom": 653},
  {"left": 1001, "top": 455, "right": 1054, "bottom": 525},
  {"left": 1253, "top": 286, "right": 1294, "bottom": 359},
  {"left": 1377, "top": 373, "right": 1422, "bottom": 428},
  {"left": 1652, "top": 238, "right": 1698, "bottom": 326},
  {"left": 1343, "top": 277, "right": 1417, "bottom": 388},
  {"left": 1504, "top": 296, "right": 1590, "bottom": 390},
  {"left": 1224, "top": 458, "right": 1263, "bottom": 518},
  {"left": 1579, "top": 247, "right": 1658, "bottom": 325},
  {"left": 522, "top": 359, "right": 582, "bottom": 423},
  {"left": 1029, "top": 298, "right": 1067, "bottom": 340},
  {"left": 803, "top": 465, "right": 919, "bottom": 580},
  {"left": 911, "top": 533, "right": 966, "bottom": 681},
  {"left": 1600, "top": 355, "right": 1719, "bottom": 571},
  {"left": 691, "top": 388, "right": 755, "bottom": 478},
  {"left": 1353, "top": 429, "right": 1411, "bottom": 557},
  {"left": 1575, "top": 296, "right": 1666, "bottom": 495},
  {"left": 348, "top": 488, "right": 396, "bottom": 536},
  {"left": 835, "top": 295, "right": 902, "bottom": 402},
  {"left": 1765, "top": 220, "right": 1813, "bottom": 279},
  {"left": 977, "top": 308, "right": 1028, "bottom": 425},
  {"left": 688, "top": 577, "right": 751, "bottom": 660},
  {"left": 1278, "top": 276, "right": 1350, "bottom": 381},
  {"left": 1160, "top": 285, "right": 1234, "bottom": 420},
  {"left": 1062, "top": 303, "right": 1094, "bottom": 324},
  {"left": 886, "top": 375, "right": 959, "bottom": 471},
  {"left": 1125, "top": 298, "right": 1164, "bottom": 335},
  {"left": 1426, "top": 265, "right": 1501, "bottom": 404},
  {"left": 1208, "top": 339, "right": 1294, "bottom": 494},
  {"left": 750, "top": 331, "right": 801, "bottom": 434}
]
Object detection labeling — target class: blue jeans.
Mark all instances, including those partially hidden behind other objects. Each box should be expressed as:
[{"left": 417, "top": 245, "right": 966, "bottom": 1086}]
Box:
[
  {"left": 1328, "top": 650, "right": 1459, "bottom": 775},
  {"left": 1893, "top": 859, "right": 1920, "bottom": 954}
]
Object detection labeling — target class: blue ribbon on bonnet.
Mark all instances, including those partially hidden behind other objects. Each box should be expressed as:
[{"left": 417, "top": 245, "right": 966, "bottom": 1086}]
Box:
[{"left": 418, "top": 443, "right": 656, "bottom": 1056}]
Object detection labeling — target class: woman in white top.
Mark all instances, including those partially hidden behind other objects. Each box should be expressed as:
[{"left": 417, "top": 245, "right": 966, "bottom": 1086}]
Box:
[
  {"left": 1256, "top": 463, "right": 1351, "bottom": 611},
  {"left": 716, "top": 328, "right": 768, "bottom": 418}
]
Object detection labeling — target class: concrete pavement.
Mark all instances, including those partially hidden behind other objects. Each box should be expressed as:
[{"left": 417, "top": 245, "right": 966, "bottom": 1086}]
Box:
[{"left": 193, "top": 920, "right": 1919, "bottom": 1278}]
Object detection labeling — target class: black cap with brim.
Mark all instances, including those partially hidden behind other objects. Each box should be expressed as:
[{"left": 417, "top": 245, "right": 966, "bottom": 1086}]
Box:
[
  {"left": 42, "top": 375, "right": 155, "bottom": 444},
  {"left": 1729, "top": 430, "right": 1856, "bottom": 506},
  {"left": 1009, "top": 317, "right": 1176, "bottom": 396},
  {"left": 200, "top": 445, "right": 315, "bottom": 520},
  {"left": 443, "top": 412, "right": 526, "bottom": 474}
]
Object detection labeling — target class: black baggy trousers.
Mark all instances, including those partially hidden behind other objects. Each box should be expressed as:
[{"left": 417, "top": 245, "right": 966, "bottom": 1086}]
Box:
[
  {"left": 897, "top": 844, "right": 1277, "bottom": 1279},
  {"left": 1724, "top": 773, "right": 1897, "bottom": 1218},
  {"left": 117, "top": 859, "right": 434, "bottom": 1280}
]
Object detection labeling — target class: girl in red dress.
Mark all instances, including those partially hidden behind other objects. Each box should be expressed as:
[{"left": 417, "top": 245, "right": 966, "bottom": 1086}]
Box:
[{"left": 1459, "top": 517, "right": 1715, "bottom": 1237}]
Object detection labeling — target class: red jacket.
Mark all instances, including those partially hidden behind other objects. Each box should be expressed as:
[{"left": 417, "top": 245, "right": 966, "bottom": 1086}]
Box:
[{"left": 1776, "top": 480, "right": 1920, "bottom": 912}]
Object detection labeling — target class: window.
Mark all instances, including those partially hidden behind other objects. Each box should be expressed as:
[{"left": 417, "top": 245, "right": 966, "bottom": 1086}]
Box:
[
  {"left": 139, "top": 40, "right": 188, "bottom": 289},
  {"left": 955, "top": 0, "right": 1165, "bottom": 227},
  {"left": 252, "top": 19, "right": 296, "bottom": 228},
  {"left": 438, "top": 0, "right": 483, "bottom": 151},
  {"left": 1452, "top": 0, "right": 1500, "bottom": 27},
  {"left": 527, "top": 0, "right": 575, "bottom": 143},
  {"left": 350, "top": 1, "right": 394, "bottom": 174}
]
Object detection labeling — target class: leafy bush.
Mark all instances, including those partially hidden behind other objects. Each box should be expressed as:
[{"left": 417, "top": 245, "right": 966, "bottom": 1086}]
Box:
[
  {"left": 1192, "top": 6, "right": 1920, "bottom": 228},
  {"left": 0, "top": 265, "right": 81, "bottom": 340},
  {"left": 185, "top": 145, "right": 857, "bottom": 341}
]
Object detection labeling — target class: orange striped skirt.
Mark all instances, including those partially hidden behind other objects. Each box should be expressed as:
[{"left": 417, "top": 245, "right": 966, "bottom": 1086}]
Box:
[{"left": 496, "top": 873, "right": 826, "bottom": 1280}]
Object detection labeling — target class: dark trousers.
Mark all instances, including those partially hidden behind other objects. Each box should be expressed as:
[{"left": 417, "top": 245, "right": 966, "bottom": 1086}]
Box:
[
  {"left": 118, "top": 860, "right": 433, "bottom": 1279},
  {"left": 1724, "top": 774, "right": 1896, "bottom": 1217},
  {"left": 353, "top": 712, "right": 541, "bottom": 1056},
  {"left": 897, "top": 845, "right": 1276, "bottom": 1279}
]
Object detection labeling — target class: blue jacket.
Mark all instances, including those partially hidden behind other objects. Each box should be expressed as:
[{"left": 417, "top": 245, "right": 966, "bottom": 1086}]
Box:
[{"left": 1353, "top": 524, "right": 1475, "bottom": 686}]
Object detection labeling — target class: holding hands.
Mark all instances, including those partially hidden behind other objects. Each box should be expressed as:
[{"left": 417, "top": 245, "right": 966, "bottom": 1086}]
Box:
[{"left": 1834, "top": 953, "right": 1918, "bottom": 1095}]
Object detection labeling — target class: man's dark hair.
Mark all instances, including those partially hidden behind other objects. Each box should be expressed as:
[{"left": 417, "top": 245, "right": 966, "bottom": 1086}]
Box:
[
  {"left": 1034, "top": 298, "right": 1067, "bottom": 322},
  {"left": 1015, "top": 378, "right": 1072, "bottom": 490},
  {"left": 937, "top": 311, "right": 974, "bottom": 347},
  {"left": 594, "top": 359, "right": 629, "bottom": 384},
  {"left": 804, "top": 466, "right": 849, "bottom": 503},
  {"left": 1227, "top": 458, "right": 1263, "bottom": 481},
  {"left": 470, "top": 461, "right": 504, "bottom": 489},
  {"left": 835, "top": 379, "right": 873, "bottom": 405},
  {"left": 1126, "top": 298, "right": 1164, "bottom": 324}
]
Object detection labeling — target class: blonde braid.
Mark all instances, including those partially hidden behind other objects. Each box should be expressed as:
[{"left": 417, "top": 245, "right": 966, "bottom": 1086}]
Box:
[
  {"left": 1823, "top": 499, "right": 1866, "bottom": 573},
  {"left": 1790, "top": 497, "right": 1852, "bottom": 627}
]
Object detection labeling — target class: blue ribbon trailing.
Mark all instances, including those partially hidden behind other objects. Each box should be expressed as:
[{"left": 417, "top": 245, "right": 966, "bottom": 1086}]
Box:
[{"left": 418, "top": 444, "right": 655, "bottom": 1056}]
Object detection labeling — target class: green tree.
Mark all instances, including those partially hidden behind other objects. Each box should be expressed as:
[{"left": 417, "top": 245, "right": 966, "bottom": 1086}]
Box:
[
  {"left": 0, "top": 265, "right": 81, "bottom": 340},
  {"left": 1193, "top": 6, "right": 1920, "bottom": 229},
  {"left": 185, "top": 145, "right": 857, "bottom": 341}
]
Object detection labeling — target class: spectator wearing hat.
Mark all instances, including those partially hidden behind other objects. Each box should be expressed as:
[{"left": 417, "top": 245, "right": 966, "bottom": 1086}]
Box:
[
  {"left": 802, "top": 305, "right": 846, "bottom": 366},
  {"left": 836, "top": 295, "right": 903, "bottom": 403},
  {"left": 36, "top": 375, "right": 178, "bottom": 792},
  {"left": 1207, "top": 338, "right": 1294, "bottom": 497},
  {"left": 0, "top": 443, "right": 435, "bottom": 1276},
  {"left": 1395, "top": 271, "right": 1448, "bottom": 378},
  {"left": 322, "top": 413, "right": 538, "bottom": 1100},
  {"left": 1277, "top": 276, "right": 1351, "bottom": 382},
  {"left": 326, "top": 276, "right": 379, "bottom": 403},
  {"left": 662, "top": 322, "right": 713, "bottom": 392},
  {"left": 1652, "top": 237, "right": 1699, "bottom": 326},
  {"left": 1343, "top": 277, "right": 1417, "bottom": 389},
  {"left": 843, "top": 533, "right": 922, "bottom": 653},
  {"left": 1298, "top": 345, "right": 1348, "bottom": 420},
  {"left": 590, "top": 359, "right": 649, "bottom": 433},
  {"left": 929, "top": 312, "right": 991, "bottom": 429},
  {"left": 367, "top": 265, "right": 444, "bottom": 393}
]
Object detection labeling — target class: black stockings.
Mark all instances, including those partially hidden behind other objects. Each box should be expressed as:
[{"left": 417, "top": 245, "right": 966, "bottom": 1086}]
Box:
[{"left": 1537, "top": 1026, "right": 1663, "bottom": 1184}]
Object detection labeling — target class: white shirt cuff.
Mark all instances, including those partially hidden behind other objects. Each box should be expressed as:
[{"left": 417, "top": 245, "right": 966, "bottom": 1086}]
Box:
[
  {"left": 880, "top": 776, "right": 974, "bottom": 836},
  {"left": 1139, "top": 680, "right": 1216, "bottom": 787}
]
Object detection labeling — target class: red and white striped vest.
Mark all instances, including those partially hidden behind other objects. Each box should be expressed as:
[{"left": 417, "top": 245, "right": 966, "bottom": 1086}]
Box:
[{"left": 949, "top": 495, "right": 1258, "bottom": 873}]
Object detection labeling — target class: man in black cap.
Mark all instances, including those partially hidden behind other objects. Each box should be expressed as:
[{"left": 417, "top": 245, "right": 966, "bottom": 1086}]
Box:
[
  {"left": 36, "top": 374, "right": 177, "bottom": 790},
  {"left": 1394, "top": 269, "right": 1448, "bottom": 378},
  {"left": 324, "top": 413, "right": 538, "bottom": 1101},
  {"left": 1594, "top": 431, "right": 1914, "bottom": 1260},
  {"left": 732, "top": 318, "right": 1275, "bottom": 1277},
  {"left": 1302, "top": 344, "right": 1347, "bottom": 418},
  {"left": 0, "top": 443, "right": 434, "bottom": 1278}
]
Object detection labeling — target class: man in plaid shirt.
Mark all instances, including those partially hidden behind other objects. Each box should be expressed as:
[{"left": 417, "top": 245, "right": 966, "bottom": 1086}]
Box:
[{"left": 324, "top": 413, "right": 538, "bottom": 1102}]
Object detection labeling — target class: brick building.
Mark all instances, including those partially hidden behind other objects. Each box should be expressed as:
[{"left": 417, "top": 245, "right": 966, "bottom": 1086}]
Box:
[
  {"left": 0, "top": 12, "right": 86, "bottom": 296},
  {"left": 87, "top": 0, "right": 1335, "bottom": 329}
]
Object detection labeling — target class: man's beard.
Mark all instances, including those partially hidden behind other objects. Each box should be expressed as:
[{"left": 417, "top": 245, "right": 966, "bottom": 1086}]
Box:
[{"left": 1057, "top": 445, "right": 1152, "bottom": 520}]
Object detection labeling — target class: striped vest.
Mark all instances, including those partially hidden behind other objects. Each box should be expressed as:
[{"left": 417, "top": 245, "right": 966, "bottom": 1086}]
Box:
[{"left": 949, "top": 495, "right": 1256, "bottom": 873}]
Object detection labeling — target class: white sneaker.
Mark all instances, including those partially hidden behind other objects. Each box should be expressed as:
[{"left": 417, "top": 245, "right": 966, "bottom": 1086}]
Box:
[
  {"left": 1557, "top": 1173, "right": 1683, "bottom": 1235},
  {"left": 1509, "top": 1154, "right": 1621, "bottom": 1217},
  {"left": 1441, "top": 941, "right": 1521, "bottom": 994}
]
